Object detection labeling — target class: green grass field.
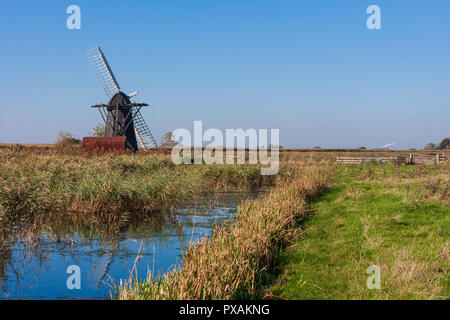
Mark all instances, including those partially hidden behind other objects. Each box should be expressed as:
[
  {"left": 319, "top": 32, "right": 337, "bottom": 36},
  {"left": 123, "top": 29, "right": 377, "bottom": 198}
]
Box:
[{"left": 269, "top": 164, "right": 449, "bottom": 299}]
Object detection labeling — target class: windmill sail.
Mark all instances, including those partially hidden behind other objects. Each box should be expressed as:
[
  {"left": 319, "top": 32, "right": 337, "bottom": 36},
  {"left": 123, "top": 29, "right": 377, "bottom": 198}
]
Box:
[
  {"left": 86, "top": 46, "right": 120, "bottom": 98},
  {"left": 86, "top": 45, "right": 158, "bottom": 149},
  {"left": 133, "top": 109, "right": 158, "bottom": 148}
]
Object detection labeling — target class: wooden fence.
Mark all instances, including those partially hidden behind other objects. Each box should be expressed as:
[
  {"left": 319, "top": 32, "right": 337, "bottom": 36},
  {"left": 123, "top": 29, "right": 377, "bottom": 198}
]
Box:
[
  {"left": 407, "top": 154, "right": 447, "bottom": 165},
  {"left": 336, "top": 157, "right": 398, "bottom": 164},
  {"left": 336, "top": 154, "right": 448, "bottom": 165}
]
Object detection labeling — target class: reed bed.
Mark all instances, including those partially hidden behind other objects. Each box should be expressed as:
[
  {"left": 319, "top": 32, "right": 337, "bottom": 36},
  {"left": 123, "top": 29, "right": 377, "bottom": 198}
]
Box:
[
  {"left": 0, "top": 152, "right": 280, "bottom": 232},
  {"left": 116, "top": 165, "right": 332, "bottom": 299}
]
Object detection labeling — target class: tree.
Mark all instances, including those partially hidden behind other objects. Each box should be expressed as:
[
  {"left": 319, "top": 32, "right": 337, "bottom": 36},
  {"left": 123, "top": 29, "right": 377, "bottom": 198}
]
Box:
[
  {"left": 91, "top": 123, "right": 105, "bottom": 137},
  {"left": 439, "top": 137, "right": 450, "bottom": 150},
  {"left": 424, "top": 143, "right": 436, "bottom": 150},
  {"left": 55, "top": 131, "right": 80, "bottom": 154},
  {"left": 56, "top": 131, "right": 80, "bottom": 145}
]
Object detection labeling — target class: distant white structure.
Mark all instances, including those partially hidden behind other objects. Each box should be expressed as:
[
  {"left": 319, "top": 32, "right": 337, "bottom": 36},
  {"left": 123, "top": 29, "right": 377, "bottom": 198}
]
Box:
[{"left": 381, "top": 143, "right": 396, "bottom": 149}]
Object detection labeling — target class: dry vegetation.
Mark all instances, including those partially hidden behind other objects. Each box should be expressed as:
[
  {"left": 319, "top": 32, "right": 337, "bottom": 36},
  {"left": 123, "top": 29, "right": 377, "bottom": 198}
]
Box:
[
  {"left": 0, "top": 149, "right": 277, "bottom": 222},
  {"left": 0, "top": 146, "right": 282, "bottom": 259},
  {"left": 0, "top": 143, "right": 448, "bottom": 300}
]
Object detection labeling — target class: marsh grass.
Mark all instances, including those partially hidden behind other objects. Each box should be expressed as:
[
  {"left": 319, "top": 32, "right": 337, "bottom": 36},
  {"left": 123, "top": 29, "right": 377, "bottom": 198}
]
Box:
[
  {"left": 0, "top": 153, "right": 275, "bottom": 224},
  {"left": 0, "top": 151, "right": 286, "bottom": 258}
]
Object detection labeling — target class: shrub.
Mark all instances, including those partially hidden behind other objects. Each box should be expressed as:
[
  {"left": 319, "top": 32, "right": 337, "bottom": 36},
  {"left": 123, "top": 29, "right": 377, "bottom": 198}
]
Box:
[
  {"left": 90, "top": 124, "right": 105, "bottom": 137},
  {"left": 55, "top": 131, "right": 81, "bottom": 154},
  {"left": 439, "top": 137, "right": 450, "bottom": 150},
  {"left": 424, "top": 143, "right": 436, "bottom": 150}
]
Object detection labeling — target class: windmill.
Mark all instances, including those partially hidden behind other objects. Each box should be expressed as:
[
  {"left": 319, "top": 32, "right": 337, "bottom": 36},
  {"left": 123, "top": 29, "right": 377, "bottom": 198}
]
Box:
[{"left": 85, "top": 45, "right": 158, "bottom": 152}]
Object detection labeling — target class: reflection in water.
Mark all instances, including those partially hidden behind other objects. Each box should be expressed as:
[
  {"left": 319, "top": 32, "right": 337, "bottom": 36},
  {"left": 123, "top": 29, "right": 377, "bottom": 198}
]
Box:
[{"left": 0, "top": 193, "right": 257, "bottom": 299}]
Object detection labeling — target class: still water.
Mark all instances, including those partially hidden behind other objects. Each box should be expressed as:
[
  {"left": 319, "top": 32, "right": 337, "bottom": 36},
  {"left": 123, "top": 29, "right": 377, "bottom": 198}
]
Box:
[{"left": 0, "top": 193, "right": 255, "bottom": 299}]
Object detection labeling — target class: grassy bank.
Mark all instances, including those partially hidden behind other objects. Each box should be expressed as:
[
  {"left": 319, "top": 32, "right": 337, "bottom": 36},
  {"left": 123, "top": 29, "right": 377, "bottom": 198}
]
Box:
[
  {"left": 269, "top": 164, "right": 449, "bottom": 299},
  {"left": 116, "top": 165, "right": 332, "bottom": 299}
]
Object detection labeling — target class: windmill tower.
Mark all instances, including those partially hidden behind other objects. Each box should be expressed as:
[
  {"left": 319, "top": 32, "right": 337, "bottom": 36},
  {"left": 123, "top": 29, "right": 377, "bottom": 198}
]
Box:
[{"left": 86, "top": 46, "right": 158, "bottom": 152}]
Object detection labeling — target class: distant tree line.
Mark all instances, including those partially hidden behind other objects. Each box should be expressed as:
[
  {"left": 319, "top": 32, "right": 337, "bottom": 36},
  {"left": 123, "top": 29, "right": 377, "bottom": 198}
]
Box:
[{"left": 424, "top": 137, "right": 450, "bottom": 150}]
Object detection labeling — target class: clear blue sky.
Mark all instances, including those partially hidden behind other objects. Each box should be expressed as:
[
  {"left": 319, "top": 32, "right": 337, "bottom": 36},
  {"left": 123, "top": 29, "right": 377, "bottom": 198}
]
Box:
[{"left": 0, "top": 0, "right": 449, "bottom": 149}]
